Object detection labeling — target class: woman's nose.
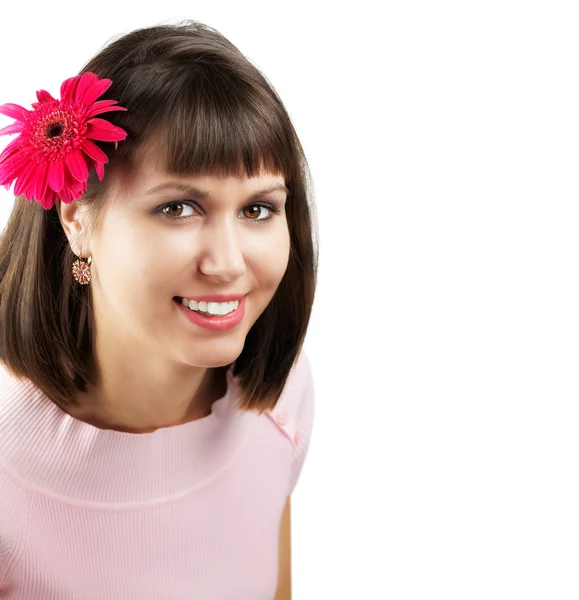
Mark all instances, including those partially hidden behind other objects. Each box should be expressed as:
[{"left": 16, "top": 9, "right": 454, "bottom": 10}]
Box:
[{"left": 197, "top": 221, "right": 245, "bottom": 283}]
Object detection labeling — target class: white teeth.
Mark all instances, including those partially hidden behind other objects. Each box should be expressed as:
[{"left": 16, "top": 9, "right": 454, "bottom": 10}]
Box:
[{"left": 179, "top": 298, "right": 240, "bottom": 316}]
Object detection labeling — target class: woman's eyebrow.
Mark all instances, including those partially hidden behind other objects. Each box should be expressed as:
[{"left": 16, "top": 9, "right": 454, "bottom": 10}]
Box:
[{"left": 144, "top": 182, "right": 289, "bottom": 201}]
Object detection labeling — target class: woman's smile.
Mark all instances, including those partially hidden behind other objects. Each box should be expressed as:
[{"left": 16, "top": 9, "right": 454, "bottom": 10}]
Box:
[{"left": 174, "top": 294, "right": 247, "bottom": 331}]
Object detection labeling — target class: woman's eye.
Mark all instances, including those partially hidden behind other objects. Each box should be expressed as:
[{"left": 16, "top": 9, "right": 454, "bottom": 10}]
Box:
[
  {"left": 162, "top": 202, "right": 196, "bottom": 218},
  {"left": 242, "top": 205, "right": 271, "bottom": 220}
]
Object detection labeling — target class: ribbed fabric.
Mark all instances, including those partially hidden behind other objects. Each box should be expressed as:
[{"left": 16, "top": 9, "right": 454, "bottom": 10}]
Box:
[{"left": 0, "top": 353, "right": 314, "bottom": 600}]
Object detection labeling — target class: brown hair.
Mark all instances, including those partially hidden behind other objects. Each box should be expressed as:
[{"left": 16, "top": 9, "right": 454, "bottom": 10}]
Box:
[{"left": 0, "top": 20, "right": 317, "bottom": 413}]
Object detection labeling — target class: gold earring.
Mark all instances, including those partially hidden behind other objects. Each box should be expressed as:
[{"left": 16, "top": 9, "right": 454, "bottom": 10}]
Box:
[{"left": 72, "top": 256, "right": 92, "bottom": 285}]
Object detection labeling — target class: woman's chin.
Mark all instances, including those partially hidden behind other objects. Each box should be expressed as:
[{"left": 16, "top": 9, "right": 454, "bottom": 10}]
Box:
[{"left": 174, "top": 342, "right": 244, "bottom": 369}]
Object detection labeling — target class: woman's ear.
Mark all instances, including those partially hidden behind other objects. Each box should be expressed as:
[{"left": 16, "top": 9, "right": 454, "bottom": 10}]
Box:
[{"left": 56, "top": 200, "right": 91, "bottom": 257}]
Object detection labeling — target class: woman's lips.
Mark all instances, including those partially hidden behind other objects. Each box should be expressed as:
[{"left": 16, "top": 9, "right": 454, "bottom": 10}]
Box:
[{"left": 174, "top": 295, "right": 246, "bottom": 331}]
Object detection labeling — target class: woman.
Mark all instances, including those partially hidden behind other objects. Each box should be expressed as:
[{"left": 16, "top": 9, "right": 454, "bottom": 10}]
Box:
[{"left": 0, "top": 20, "right": 316, "bottom": 599}]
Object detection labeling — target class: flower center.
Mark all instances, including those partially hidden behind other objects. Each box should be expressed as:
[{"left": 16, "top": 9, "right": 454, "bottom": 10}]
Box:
[
  {"left": 27, "top": 102, "right": 88, "bottom": 160},
  {"left": 46, "top": 123, "right": 64, "bottom": 139}
]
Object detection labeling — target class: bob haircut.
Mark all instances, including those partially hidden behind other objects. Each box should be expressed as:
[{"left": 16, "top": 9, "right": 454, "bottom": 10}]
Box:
[{"left": 0, "top": 21, "right": 317, "bottom": 414}]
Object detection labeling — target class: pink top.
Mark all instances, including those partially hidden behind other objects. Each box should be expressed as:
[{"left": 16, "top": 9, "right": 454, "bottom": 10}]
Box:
[{"left": 0, "top": 353, "right": 314, "bottom": 599}]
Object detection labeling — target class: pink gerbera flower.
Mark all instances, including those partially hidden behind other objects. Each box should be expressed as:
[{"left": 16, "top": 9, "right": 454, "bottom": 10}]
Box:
[{"left": 0, "top": 72, "right": 127, "bottom": 209}]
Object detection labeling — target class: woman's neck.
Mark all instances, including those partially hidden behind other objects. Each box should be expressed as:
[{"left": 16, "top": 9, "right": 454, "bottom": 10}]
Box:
[{"left": 66, "top": 364, "right": 227, "bottom": 434}]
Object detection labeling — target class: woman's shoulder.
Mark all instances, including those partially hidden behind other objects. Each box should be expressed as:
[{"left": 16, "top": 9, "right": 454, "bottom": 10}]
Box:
[
  {"left": 0, "top": 361, "right": 13, "bottom": 384},
  {"left": 0, "top": 362, "right": 25, "bottom": 403},
  {"left": 0, "top": 362, "right": 32, "bottom": 411},
  {"left": 268, "top": 350, "right": 314, "bottom": 428},
  {"left": 0, "top": 363, "right": 31, "bottom": 588},
  {"left": 0, "top": 362, "right": 40, "bottom": 454},
  {"left": 266, "top": 350, "right": 315, "bottom": 494}
]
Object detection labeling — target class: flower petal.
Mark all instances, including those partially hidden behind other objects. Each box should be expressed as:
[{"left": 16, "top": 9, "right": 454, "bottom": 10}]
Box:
[
  {"left": 80, "top": 139, "right": 108, "bottom": 164},
  {"left": 48, "top": 159, "right": 65, "bottom": 192},
  {"left": 0, "top": 103, "right": 29, "bottom": 121},
  {"left": 75, "top": 72, "right": 99, "bottom": 104},
  {"left": 59, "top": 184, "right": 75, "bottom": 204},
  {"left": 0, "top": 138, "right": 22, "bottom": 163},
  {"left": 32, "top": 160, "right": 49, "bottom": 204},
  {"left": 86, "top": 118, "right": 127, "bottom": 142},
  {"left": 0, "top": 152, "right": 28, "bottom": 185},
  {"left": 0, "top": 152, "right": 24, "bottom": 171},
  {"left": 44, "top": 189, "right": 59, "bottom": 209},
  {"left": 60, "top": 75, "right": 81, "bottom": 100},
  {"left": 60, "top": 174, "right": 86, "bottom": 204},
  {"left": 36, "top": 89, "right": 56, "bottom": 104},
  {"left": 94, "top": 160, "right": 105, "bottom": 181},
  {"left": 0, "top": 122, "right": 24, "bottom": 136},
  {"left": 65, "top": 148, "right": 89, "bottom": 182},
  {"left": 66, "top": 170, "right": 85, "bottom": 196},
  {"left": 86, "top": 102, "right": 127, "bottom": 118},
  {"left": 80, "top": 77, "right": 112, "bottom": 106},
  {"left": 86, "top": 99, "right": 118, "bottom": 113},
  {"left": 14, "top": 163, "right": 38, "bottom": 197}
]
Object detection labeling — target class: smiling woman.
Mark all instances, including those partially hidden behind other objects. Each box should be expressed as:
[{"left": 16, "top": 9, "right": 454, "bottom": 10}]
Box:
[{"left": 0, "top": 20, "right": 316, "bottom": 599}]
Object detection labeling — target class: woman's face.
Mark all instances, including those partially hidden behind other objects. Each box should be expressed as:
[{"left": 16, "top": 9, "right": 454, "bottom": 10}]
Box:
[{"left": 83, "top": 149, "right": 291, "bottom": 369}]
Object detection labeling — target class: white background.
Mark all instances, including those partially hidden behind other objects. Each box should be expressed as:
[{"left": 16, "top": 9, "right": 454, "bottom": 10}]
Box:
[{"left": 1, "top": 1, "right": 579, "bottom": 598}]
